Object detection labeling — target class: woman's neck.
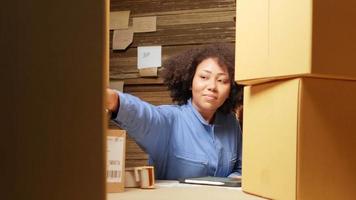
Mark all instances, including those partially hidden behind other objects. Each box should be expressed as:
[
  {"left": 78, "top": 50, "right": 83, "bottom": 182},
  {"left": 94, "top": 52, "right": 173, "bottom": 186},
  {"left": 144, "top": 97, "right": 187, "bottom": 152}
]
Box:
[{"left": 194, "top": 106, "right": 216, "bottom": 124}]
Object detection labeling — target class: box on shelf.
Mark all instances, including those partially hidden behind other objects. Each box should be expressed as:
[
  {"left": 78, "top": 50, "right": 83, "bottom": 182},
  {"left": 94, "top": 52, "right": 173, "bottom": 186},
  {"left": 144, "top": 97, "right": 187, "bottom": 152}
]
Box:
[
  {"left": 242, "top": 78, "right": 356, "bottom": 200},
  {"left": 235, "top": 0, "right": 356, "bottom": 85},
  {"left": 106, "top": 129, "right": 126, "bottom": 193}
]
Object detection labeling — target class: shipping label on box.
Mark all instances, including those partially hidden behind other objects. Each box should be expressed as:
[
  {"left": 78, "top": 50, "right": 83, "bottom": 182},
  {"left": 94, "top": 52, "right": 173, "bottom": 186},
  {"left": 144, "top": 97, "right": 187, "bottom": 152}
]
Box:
[{"left": 106, "top": 129, "right": 126, "bottom": 193}]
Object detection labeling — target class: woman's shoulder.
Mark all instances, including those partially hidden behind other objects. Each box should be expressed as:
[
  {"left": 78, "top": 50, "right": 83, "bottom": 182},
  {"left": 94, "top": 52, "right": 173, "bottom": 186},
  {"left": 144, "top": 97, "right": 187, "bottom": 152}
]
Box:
[
  {"left": 157, "top": 103, "right": 192, "bottom": 117},
  {"left": 218, "top": 110, "right": 237, "bottom": 120},
  {"left": 217, "top": 111, "right": 240, "bottom": 126},
  {"left": 156, "top": 104, "right": 183, "bottom": 112}
]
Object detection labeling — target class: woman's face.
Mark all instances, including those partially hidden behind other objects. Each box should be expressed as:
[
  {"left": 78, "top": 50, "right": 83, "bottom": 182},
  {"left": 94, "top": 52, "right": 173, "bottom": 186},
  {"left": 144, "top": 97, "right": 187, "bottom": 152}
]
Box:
[{"left": 191, "top": 57, "right": 231, "bottom": 119}]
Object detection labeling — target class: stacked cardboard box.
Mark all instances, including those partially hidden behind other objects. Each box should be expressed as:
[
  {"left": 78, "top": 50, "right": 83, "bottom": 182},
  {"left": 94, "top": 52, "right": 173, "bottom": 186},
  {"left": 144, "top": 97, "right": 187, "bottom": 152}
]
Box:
[{"left": 235, "top": 0, "right": 356, "bottom": 199}]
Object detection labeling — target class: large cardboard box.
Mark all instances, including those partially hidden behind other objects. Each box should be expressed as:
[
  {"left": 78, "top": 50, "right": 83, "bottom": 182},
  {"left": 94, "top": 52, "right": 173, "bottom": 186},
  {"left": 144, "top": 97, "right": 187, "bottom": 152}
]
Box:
[
  {"left": 235, "top": 0, "right": 356, "bottom": 85},
  {"left": 242, "top": 78, "right": 356, "bottom": 200}
]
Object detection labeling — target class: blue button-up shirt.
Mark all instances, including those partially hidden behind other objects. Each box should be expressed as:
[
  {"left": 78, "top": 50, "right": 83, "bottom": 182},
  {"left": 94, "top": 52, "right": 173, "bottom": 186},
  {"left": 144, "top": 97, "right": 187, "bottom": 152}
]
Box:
[{"left": 113, "top": 92, "right": 242, "bottom": 180}]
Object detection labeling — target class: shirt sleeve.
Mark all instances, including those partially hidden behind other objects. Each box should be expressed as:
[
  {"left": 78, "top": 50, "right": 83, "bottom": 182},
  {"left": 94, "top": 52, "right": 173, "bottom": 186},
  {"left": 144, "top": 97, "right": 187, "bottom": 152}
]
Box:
[
  {"left": 111, "top": 92, "right": 175, "bottom": 163},
  {"left": 229, "top": 118, "right": 242, "bottom": 177}
]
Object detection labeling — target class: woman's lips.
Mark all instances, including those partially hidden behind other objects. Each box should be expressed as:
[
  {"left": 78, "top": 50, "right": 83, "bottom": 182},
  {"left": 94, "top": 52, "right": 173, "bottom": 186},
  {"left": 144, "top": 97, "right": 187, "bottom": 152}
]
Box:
[{"left": 203, "top": 94, "right": 217, "bottom": 101}]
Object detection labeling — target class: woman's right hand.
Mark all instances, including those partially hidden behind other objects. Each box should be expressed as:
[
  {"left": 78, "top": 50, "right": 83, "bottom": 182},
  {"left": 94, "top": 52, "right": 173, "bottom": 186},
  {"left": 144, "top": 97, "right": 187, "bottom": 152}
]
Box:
[{"left": 106, "top": 88, "right": 119, "bottom": 113}]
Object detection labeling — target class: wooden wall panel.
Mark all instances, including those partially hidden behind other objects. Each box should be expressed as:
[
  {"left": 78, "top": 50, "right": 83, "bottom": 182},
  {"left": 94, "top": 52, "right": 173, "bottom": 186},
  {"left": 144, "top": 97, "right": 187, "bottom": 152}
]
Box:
[
  {"left": 111, "top": 0, "right": 235, "bottom": 14},
  {"left": 110, "top": 43, "right": 234, "bottom": 80},
  {"left": 109, "top": 0, "right": 236, "bottom": 168},
  {"left": 111, "top": 21, "right": 235, "bottom": 47}
]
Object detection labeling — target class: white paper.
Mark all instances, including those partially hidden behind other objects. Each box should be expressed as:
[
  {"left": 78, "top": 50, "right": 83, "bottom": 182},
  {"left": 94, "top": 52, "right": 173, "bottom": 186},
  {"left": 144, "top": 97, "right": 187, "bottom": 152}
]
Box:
[
  {"left": 137, "top": 46, "right": 162, "bottom": 69},
  {"left": 107, "top": 136, "right": 124, "bottom": 183}
]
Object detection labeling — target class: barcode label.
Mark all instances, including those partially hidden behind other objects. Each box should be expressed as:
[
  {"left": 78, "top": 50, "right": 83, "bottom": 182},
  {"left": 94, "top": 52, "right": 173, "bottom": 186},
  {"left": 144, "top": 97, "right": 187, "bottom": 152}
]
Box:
[
  {"left": 107, "top": 136, "right": 124, "bottom": 182},
  {"left": 107, "top": 170, "right": 121, "bottom": 179}
]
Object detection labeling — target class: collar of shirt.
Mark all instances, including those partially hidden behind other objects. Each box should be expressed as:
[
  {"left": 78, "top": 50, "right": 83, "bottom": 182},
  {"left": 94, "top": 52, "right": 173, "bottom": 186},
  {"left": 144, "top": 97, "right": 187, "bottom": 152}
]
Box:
[{"left": 187, "top": 99, "right": 223, "bottom": 127}]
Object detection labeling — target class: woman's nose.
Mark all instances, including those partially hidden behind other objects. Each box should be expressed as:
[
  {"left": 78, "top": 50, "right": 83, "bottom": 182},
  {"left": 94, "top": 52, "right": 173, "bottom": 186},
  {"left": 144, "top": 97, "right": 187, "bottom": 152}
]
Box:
[{"left": 207, "top": 80, "right": 217, "bottom": 91}]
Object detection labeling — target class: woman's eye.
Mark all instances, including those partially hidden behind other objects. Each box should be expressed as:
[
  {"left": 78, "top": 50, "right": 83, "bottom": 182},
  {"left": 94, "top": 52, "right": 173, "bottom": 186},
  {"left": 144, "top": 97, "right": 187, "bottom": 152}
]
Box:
[
  {"left": 218, "top": 79, "right": 228, "bottom": 83},
  {"left": 200, "top": 76, "right": 207, "bottom": 79}
]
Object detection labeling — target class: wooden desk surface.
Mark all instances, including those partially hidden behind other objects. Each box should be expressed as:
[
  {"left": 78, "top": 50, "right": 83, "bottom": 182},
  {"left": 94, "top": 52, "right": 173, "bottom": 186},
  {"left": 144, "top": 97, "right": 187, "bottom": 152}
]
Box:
[{"left": 107, "top": 180, "right": 265, "bottom": 200}]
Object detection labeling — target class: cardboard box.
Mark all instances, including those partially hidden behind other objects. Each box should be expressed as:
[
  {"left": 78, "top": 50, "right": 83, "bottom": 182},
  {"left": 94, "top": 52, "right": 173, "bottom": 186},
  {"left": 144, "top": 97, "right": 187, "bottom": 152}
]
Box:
[
  {"left": 235, "top": 0, "right": 356, "bottom": 85},
  {"left": 242, "top": 78, "right": 356, "bottom": 200},
  {"left": 125, "top": 166, "right": 155, "bottom": 188},
  {"left": 106, "top": 129, "right": 126, "bottom": 193}
]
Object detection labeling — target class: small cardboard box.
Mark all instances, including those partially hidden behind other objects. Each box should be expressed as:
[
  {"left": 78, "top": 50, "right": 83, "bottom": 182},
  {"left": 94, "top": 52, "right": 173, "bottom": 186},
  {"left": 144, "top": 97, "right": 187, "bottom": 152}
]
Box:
[
  {"left": 125, "top": 166, "right": 155, "bottom": 188},
  {"left": 235, "top": 0, "right": 356, "bottom": 85},
  {"left": 106, "top": 129, "right": 126, "bottom": 193},
  {"left": 242, "top": 78, "right": 356, "bottom": 200}
]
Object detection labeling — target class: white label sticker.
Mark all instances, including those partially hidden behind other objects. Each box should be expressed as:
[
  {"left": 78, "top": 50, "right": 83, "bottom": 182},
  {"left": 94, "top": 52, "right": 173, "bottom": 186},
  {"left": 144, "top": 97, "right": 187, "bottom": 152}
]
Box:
[
  {"left": 106, "top": 136, "right": 124, "bottom": 183},
  {"left": 137, "top": 46, "right": 162, "bottom": 69}
]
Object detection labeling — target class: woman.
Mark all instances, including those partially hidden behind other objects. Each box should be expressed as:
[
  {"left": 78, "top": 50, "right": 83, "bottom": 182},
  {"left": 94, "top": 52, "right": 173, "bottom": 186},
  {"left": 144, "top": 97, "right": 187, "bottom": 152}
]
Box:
[{"left": 106, "top": 43, "right": 243, "bottom": 180}]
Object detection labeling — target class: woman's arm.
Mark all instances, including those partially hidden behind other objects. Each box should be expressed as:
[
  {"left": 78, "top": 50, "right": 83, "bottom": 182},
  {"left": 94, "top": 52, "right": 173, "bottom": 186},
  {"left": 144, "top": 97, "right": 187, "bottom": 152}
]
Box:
[{"left": 105, "top": 88, "right": 174, "bottom": 165}]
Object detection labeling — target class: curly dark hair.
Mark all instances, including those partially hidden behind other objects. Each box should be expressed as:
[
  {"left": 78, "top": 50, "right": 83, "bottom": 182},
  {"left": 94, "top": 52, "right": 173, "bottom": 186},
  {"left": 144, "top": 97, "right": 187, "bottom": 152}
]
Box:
[{"left": 161, "top": 43, "right": 243, "bottom": 114}]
